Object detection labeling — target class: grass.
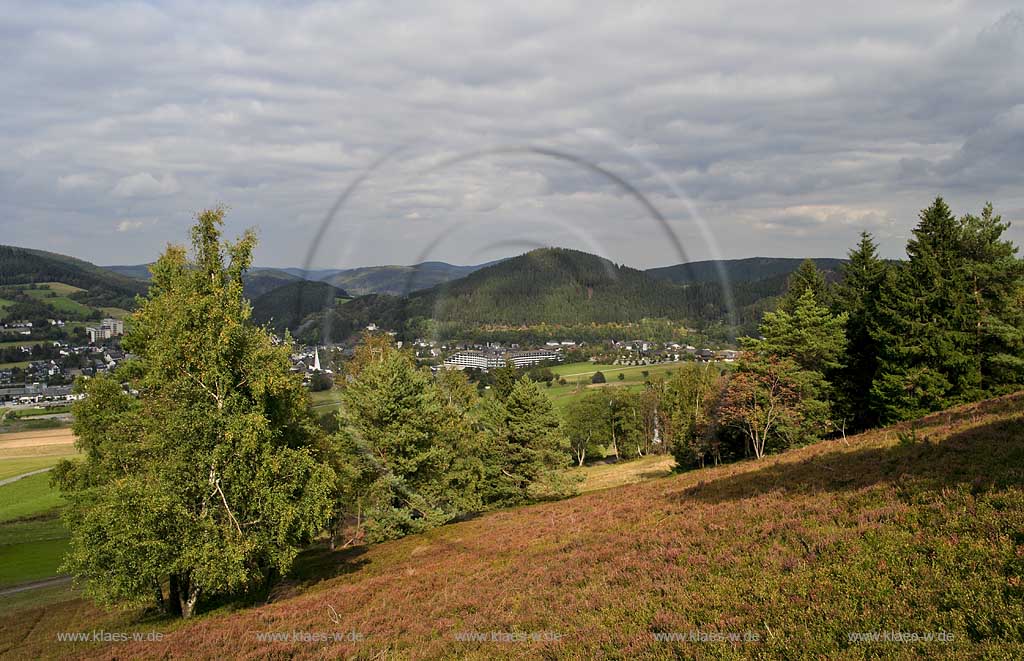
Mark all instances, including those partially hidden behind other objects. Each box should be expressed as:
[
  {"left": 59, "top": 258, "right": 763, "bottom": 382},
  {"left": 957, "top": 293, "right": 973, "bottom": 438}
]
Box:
[
  {"left": 576, "top": 454, "right": 676, "bottom": 493},
  {"left": 0, "top": 537, "right": 68, "bottom": 588},
  {"left": 0, "top": 456, "right": 68, "bottom": 481},
  {"left": 310, "top": 388, "right": 343, "bottom": 411},
  {"left": 0, "top": 361, "right": 31, "bottom": 369},
  {"left": 0, "top": 472, "right": 64, "bottom": 522},
  {"left": 4, "top": 392, "right": 1023, "bottom": 658},
  {"left": 100, "top": 307, "right": 131, "bottom": 320},
  {"left": 543, "top": 362, "right": 685, "bottom": 411},
  {"left": 8, "top": 282, "right": 95, "bottom": 317},
  {"left": 8, "top": 406, "right": 72, "bottom": 419},
  {"left": 0, "top": 580, "right": 75, "bottom": 613}
]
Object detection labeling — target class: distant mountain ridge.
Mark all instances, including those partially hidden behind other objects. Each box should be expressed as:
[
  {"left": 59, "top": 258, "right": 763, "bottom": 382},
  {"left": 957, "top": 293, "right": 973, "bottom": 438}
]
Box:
[
  {"left": 645, "top": 257, "right": 847, "bottom": 284},
  {"left": 7, "top": 244, "right": 858, "bottom": 340},
  {"left": 106, "top": 260, "right": 500, "bottom": 297}
]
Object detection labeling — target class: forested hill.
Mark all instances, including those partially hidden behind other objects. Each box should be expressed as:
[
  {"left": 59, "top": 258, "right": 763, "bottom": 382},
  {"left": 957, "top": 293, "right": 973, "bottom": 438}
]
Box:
[
  {"left": 250, "top": 281, "right": 350, "bottom": 332},
  {"left": 323, "top": 260, "right": 499, "bottom": 296},
  {"left": 404, "top": 248, "right": 696, "bottom": 325},
  {"left": 0, "top": 244, "right": 147, "bottom": 308},
  {"left": 305, "top": 249, "right": 857, "bottom": 342},
  {"left": 646, "top": 257, "right": 846, "bottom": 284}
]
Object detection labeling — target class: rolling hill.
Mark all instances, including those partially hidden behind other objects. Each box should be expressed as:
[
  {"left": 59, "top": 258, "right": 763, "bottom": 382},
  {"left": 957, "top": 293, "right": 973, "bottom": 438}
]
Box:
[
  {"left": 311, "top": 249, "right": 849, "bottom": 341},
  {"left": 320, "top": 260, "right": 499, "bottom": 296},
  {"left": 5, "top": 393, "right": 1022, "bottom": 658},
  {"left": 249, "top": 281, "right": 350, "bottom": 333},
  {"left": 0, "top": 245, "right": 147, "bottom": 311},
  {"left": 105, "top": 264, "right": 306, "bottom": 301}
]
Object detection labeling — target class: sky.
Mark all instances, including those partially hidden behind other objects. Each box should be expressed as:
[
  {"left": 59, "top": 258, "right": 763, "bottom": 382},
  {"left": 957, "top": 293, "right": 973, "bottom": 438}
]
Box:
[{"left": 2, "top": 1, "right": 1023, "bottom": 270}]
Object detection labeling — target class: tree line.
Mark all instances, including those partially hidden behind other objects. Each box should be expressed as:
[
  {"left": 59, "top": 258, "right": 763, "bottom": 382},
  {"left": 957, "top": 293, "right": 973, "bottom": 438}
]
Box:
[{"left": 568, "top": 197, "right": 1022, "bottom": 470}]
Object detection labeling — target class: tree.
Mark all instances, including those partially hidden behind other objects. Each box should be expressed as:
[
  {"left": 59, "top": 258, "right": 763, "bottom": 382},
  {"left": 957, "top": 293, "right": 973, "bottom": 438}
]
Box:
[
  {"left": 331, "top": 346, "right": 471, "bottom": 542},
  {"left": 871, "top": 199, "right": 1024, "bottom": 422},
  {"left": 491, "top": 360, "right": 519, "bottom": 401},
  {"left": 746, "top": 289, "right": 847, "bottom": 376},
  {"left": 663, "top": 362, "right": 724, "bottom": 468},
  {"left": 563, "top": 393, "right": 609, "bottom": 466},
  {"left": 958, "top": 203, "right": 1024, "bottom": 393},
  {"left": 54, "top": 209, "right": 334, "bottom": 618},
  {"left": 617, "top": 372, "right": 625, "bottom": 381},
  {"left": 481, "top": 377, "right": 576, "bottom": 505},
  {"left": 718, "top": 355, "right": 821, "bottom": 459},
  {"left": 591, "top": 371, "right": 606, "bottom": 384},
  {"left": 779, "top": 259, "right": 831, "bottom": 312},
  {"left": 832, "top": 232, "right": 887, "bottom": 429}
]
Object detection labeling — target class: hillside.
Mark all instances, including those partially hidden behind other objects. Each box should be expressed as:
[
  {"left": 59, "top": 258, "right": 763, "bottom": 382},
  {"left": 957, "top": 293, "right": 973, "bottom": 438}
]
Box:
[
  {"left": 250, "top": 281, "right": 349, "bottom": 332},
  {"left": 349, "top": 248, "right": 702, "bottom": 329},
  {"left": 645, "top": 257, "right": 847, "bottom": 285},
  {"left": 6, "top": 393, "right": 1022, "bottom": 658},
  {"left": 105, "top": 264, "right": 306, "bottom": 300},
  {"left": 0, "top": 245, "right": 146, "bottom": 310},
  {"left": 312, "top": 250, "right": 855, "bottom": 342},
  {"left": 323, "top": 261, "right": 496, "bottom": 296}
]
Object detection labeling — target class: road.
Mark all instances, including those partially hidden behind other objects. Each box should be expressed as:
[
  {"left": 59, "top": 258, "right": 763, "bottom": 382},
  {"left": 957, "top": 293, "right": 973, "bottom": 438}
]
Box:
[{"left": 0, "top": 466, "right": 54, "bottom": 487}]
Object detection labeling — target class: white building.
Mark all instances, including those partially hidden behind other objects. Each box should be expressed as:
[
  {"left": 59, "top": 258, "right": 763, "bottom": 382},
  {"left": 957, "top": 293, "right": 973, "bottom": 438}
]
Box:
[
  {"left": 444, "top": 349, "right": 562, "bottom": 371},
  {"left": 86, "top": 318, "right": 125, "bottom": 344}
]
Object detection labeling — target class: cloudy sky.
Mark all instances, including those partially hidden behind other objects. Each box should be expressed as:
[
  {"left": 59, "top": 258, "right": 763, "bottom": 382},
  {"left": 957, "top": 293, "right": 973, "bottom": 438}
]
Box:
[{"left": 2, "top": 1, "right": 1023, "bottom": 269}]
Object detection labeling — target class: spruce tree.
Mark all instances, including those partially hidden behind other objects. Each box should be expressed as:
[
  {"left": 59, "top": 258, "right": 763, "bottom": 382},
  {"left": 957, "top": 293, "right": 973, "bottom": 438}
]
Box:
[
  {"left": 332, "top": 347, "right": 468, "bottom": 541},
  {"left": 832, "top": 232, "right": 887, "bottom": 429},
  {"left": 482, "top": 377, "right": 575, "bottom": 505},
  {"left": 958, "top": 203, "right": 1024, "bottom": 393},
  {"left": 779, "top": 259, "right": 831, "bottom": 312},
  {"left": 870, "top": 197, "right": 977, "bottom": 421}
]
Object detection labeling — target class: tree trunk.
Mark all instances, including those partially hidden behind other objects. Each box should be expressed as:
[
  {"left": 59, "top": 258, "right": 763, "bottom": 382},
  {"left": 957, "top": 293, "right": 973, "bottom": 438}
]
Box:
[
  {"left": 168, "top": 574, "right": 183, "bottom": 617},
  {"left": 178, "top": 575, "right": 201, "bottom": 619}
]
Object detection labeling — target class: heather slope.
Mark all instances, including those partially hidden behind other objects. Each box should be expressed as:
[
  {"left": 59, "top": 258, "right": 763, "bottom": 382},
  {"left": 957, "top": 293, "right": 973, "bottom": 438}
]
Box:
[{"left": 4, "top": 393, "right": 1023, "bottom": 659}]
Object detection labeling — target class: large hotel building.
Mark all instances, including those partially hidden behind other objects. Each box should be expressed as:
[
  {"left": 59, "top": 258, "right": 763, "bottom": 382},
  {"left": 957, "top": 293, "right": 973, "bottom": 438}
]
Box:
[{"left": 443, "top": 349, "right": 562, "bottom": 371}]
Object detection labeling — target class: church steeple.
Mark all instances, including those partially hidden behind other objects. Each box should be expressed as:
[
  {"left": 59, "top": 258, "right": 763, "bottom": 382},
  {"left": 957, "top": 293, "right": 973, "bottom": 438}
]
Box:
[{"left": 313, "top": 347, "right": 321, "bottom": 372}]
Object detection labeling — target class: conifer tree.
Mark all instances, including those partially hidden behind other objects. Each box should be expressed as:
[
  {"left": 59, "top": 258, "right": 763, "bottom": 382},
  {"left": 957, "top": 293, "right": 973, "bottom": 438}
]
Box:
[
  {"left": 779, "top": 259, "right": 831, "bottom": 312},
  {"left": 870, "top": 197, "right": 982, "bottom": 421},
  {"left": 481, "top": 377, "right": 575, "bottom": 505},
  {"left": 832, "top": 232, "right": 887, "bottom": 429},
  {"left": 332, "top": 347, "right": 470, "bottom": 541}
]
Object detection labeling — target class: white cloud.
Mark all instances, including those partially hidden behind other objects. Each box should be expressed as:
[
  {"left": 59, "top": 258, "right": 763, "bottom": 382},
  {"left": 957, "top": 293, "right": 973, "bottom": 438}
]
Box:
[
  {"left": 112, "top": 173, "right": 181, "bottom": 198},
  {"left": 116, "top": 219, "right": 145, "bottom": 232}
]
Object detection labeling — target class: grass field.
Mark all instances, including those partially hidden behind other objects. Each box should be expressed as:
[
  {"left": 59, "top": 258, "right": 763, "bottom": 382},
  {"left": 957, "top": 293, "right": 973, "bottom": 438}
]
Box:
[
  {"left": 0, "top": 338, "right": 49, "bottom": 349},
  {"left": 4, "top": 392, "right": 1022, "bottom": 658},
  {"left": 100, "top": 306, "right": 132, "bottom": 320},
  {"left": 6, "top": 282, "right": 95, "bottom": 318},
  {"left": 543, "top": 361, "right": 686, "bottom": 411},
  {"left": 7, "top": 406, "right": 72, "bottom": 420},
  {"left": 577, "top": 454, "right": 676, "bottom": 493},
  {"left": 0, "top": 360, "right": 31, "bottom": 369},
  {"left": 0, "top": 431, "right": 76, "bottom": 593},
  {"left": 0, "top": 472, "right": 64, "bottom": 522}
]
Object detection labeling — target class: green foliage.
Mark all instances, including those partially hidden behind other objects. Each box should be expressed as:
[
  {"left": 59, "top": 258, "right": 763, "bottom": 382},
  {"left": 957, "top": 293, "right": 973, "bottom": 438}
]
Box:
[
  {"left": 591, "top": 371, "right": 606, "bottom": 384},
  {"left": 832, "top": 232, "right": 888, "bottom": 429},
  {"left": 481, "top": 377, "right": 577, "bottom": 505},
  {"left": 779, "top": 258, "right": 832, "bottom": 312},
  {"left": 330, "top": 347, "right": 476, "bottom": 542},
  {"left": 54, "top": 209, "right": 334, "bottom": 618},
  {"left": 746, "top": 289, "right": 848, "bottom": 375},
  {"left": 870, "top": 198, "right": 1024, "bottom": 422}
]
